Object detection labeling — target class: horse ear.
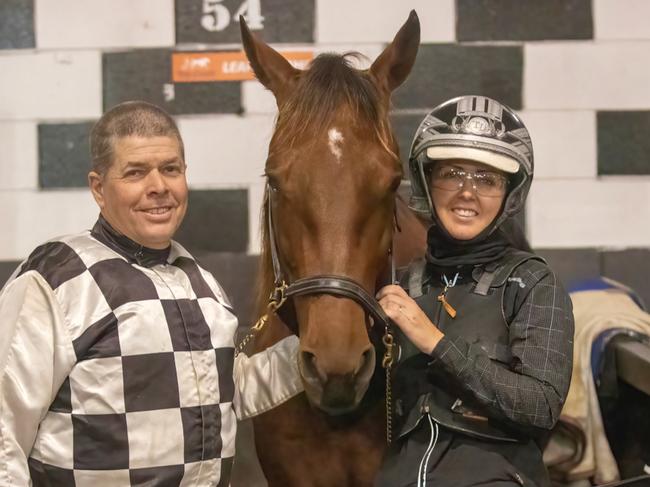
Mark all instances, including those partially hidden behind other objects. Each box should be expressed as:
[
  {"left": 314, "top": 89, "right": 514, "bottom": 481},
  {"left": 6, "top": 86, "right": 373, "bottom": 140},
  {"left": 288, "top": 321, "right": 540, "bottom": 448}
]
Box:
[
  {"left": 240, "top": 16, "right": 299, "bottom": 102},
  {"left": 369, "top": 10, "right": 420, "bottom": 93}
]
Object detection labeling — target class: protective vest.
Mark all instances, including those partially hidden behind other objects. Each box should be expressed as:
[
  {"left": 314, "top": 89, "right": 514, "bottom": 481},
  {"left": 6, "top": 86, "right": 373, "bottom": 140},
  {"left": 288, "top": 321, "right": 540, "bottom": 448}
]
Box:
[{"left": 393, "top": 249, "right": 545, "bottom": 443}]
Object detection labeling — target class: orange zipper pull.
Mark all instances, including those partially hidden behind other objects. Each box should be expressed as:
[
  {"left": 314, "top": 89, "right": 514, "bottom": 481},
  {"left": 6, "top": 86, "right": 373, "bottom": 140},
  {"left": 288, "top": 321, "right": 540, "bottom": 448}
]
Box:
[{"left": 437, "top": 292, "right": 457, "bottom": 318}]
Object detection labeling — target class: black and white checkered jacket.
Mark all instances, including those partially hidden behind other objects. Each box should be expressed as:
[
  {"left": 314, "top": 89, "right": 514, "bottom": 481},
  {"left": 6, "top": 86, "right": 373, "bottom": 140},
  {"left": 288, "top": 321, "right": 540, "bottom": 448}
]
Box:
[{"left": 0, "top": 218, "right": 303, "bottom": 486}]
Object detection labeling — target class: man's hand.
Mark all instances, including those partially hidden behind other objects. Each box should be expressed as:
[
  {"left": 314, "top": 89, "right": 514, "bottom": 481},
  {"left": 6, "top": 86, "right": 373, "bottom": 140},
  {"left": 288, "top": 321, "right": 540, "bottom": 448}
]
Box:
[{"left": 376, "top": 284, "right": 444, "bottom": 354}]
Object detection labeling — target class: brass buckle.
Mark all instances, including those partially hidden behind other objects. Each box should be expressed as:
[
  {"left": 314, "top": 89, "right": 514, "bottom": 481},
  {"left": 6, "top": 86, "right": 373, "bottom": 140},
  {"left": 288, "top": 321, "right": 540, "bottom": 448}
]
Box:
[
  {"left": 382, "top": 331, "right": 394, "bottom": 368},
  {"left": 269, "top": 280, "right": 288, "bottom": 311}
]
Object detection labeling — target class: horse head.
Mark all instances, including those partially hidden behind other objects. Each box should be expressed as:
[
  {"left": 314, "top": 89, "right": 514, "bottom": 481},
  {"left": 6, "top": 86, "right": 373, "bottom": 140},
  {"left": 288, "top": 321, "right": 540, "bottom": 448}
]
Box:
[{"left": 241, "top": 12, "right": 420, "bottom": 415}]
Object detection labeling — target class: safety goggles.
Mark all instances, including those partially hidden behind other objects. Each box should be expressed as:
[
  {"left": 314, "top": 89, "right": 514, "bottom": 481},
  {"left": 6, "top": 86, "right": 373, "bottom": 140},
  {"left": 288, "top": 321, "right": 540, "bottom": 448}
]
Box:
[{"left": 427, "top": 164, "right": 508, "bottom": 198}]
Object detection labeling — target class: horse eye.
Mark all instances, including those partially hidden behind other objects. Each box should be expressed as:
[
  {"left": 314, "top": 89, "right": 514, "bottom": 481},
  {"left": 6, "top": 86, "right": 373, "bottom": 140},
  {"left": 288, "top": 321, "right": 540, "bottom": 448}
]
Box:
[{"left": 266, "top": 175, "right": 280, "bottom": 193}]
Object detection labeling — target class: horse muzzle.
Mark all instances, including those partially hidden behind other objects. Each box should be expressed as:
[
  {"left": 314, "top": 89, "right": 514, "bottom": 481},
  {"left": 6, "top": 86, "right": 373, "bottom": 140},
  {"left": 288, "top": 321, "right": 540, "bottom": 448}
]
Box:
[{"left": 298, "top": 345, "right": 376, "bottom": 415}]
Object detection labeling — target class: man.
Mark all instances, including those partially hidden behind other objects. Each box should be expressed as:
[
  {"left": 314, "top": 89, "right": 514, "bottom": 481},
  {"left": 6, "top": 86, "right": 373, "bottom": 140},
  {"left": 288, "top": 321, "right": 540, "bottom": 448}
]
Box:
[{"left": 0, "top": 101, "right": 301, "bottom": 486}]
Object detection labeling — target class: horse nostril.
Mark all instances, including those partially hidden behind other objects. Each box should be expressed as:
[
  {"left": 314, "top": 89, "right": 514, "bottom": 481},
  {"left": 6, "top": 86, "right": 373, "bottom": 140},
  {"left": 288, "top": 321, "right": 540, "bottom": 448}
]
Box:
[
  {"left": 300, "top": 351, "right": 326, "bottom": 383},
  {"left": 355, "top": 346, "right": 376, "bottom": 380}
]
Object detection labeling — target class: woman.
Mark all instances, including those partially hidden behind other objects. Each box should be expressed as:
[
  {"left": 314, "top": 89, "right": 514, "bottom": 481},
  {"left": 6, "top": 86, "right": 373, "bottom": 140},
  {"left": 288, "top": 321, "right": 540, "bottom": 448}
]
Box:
[{"left": 376, "top": 95, "right": 574, "bottom": 487}]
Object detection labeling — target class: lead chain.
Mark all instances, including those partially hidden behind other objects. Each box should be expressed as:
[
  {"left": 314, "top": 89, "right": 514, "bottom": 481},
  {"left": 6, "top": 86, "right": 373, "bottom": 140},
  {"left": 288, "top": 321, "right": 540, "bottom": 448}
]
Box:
[{"left": 382, "top": 326, "right": 395, "bottom": 444}]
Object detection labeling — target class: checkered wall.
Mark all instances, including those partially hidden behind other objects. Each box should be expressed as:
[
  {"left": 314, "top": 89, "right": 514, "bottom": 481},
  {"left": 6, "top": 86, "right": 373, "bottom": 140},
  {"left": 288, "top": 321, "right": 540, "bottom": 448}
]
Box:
[{"left": 3, "top": 0, "right": 650, "bottom": 311}]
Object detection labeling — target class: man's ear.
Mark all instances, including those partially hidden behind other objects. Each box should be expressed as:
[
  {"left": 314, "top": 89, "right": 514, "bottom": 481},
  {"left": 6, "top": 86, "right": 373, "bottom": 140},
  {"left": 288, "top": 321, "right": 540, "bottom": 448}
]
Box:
[{"left": 88, "top": 171, "right": 105, "bottom": 209}]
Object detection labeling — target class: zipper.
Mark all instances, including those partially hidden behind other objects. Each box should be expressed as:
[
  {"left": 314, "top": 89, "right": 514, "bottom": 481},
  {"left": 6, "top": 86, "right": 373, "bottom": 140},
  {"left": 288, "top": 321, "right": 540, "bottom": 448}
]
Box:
[{"left": 416, "top": 413, "right": 438, "bottom": 487}]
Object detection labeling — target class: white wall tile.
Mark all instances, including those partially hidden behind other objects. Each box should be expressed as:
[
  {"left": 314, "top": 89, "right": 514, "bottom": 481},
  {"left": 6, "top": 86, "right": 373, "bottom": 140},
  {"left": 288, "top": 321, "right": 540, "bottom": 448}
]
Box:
[
  {"left": 518, "top": 110, "right": 597, "bottom": 180},
  {"left": 177, "top": 115, "right": 275, "bottom": 188},
  {"left": 316, "top": 0, "right": 454, "bottom": 44},
  {"left": 35, "top": 0, "right": 174, "bottom": 49},
  {"left": 594, "top": 0, "right": 650, "bottom": 40},
  {"left": 242, "top": 82, "right": 277, "bottom": 115},
  {"left": 525, "top": 42, "right": 650, "bottom": 110},
  {"left": 0, "top": 190, "right": 99, "bottom": 261},
  {"left": 0, "top": 51, "right": 102, "bottom": 120},
  {"left": 527, "top": 179, "right": 650, "bottom": 248},
  {"left": 0, "top": 121, "right": 38, "bottom": 190}
]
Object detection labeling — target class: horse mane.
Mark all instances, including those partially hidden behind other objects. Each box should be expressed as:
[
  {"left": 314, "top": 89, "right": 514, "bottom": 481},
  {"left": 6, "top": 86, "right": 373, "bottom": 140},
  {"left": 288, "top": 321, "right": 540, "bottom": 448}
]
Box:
[{"left": 254, "top": 53, "right": 399, "bottom": 318}]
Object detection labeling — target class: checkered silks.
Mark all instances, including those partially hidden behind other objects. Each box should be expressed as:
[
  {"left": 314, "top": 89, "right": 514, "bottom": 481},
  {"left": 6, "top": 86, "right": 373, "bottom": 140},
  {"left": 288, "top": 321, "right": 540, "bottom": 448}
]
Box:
[{"left": 18, "top": 232, "right": 237, "bottom": 486}]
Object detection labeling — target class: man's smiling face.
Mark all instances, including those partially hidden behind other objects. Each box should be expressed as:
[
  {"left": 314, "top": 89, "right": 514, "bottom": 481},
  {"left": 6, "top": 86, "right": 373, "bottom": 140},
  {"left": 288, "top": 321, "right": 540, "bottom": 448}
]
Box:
[{"left": 89, "top": 135, "right": 188, "bottom": 249}]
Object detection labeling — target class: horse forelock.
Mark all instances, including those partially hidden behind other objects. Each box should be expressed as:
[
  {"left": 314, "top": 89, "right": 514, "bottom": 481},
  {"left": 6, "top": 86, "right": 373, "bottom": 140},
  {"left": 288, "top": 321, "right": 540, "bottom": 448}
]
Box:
[{"left": 271, "top": 53, "right": 394, "bottom": 154}]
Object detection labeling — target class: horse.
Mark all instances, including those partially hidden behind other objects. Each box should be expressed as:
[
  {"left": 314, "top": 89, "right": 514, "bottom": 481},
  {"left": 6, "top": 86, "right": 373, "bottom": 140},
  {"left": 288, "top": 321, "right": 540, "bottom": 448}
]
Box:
[{"left": 239, "top": 11, "right": 426, "bottom": 486}]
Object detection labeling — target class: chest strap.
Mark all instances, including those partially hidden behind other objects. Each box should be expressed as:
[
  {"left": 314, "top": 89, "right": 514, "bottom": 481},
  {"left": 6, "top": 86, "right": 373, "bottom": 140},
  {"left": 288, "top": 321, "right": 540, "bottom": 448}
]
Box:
[
  {"left": 407, "top": 258, "right": 427, "bottom": 299},
  {"left": 474, "top": 268, "right": 499, "bottom": 296}
]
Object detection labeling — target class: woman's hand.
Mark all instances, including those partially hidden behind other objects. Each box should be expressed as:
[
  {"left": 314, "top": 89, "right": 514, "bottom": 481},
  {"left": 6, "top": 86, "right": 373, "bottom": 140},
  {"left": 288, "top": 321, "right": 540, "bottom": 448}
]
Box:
[{"left": 376, "top": 284, "right": 444, "bottom": 354}]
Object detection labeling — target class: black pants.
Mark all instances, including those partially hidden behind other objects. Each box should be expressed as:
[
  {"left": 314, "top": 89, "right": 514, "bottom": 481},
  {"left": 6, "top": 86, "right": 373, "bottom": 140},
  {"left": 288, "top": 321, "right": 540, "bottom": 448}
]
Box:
[{"left": 375, "top": 418, "right": 547, "bottom": 487}]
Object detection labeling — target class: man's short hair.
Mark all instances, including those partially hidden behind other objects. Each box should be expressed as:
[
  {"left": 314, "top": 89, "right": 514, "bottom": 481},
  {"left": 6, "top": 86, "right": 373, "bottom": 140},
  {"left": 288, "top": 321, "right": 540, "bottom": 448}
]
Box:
[{"left": 90, "top": 101, "right": 185, "bottom": 175}]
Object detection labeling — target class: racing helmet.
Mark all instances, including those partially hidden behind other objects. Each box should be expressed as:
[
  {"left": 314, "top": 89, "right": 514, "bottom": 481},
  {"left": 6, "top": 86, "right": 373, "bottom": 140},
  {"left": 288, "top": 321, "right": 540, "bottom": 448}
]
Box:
[{"left": 407, "top": 95, "right": 533, "bottom": 232}]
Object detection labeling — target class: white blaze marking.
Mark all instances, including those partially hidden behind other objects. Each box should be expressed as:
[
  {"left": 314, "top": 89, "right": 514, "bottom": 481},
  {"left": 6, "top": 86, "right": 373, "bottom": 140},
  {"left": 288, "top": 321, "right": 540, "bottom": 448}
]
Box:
[{"left": 328, "top": 128, "right": 344, "bottom": 163}]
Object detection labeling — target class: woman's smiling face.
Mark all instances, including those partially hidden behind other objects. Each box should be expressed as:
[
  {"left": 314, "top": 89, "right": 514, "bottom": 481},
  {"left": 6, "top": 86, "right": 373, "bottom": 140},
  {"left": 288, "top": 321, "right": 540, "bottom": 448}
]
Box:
[{"left": 429, "top": 160, "right": 507, "bottom": 241}]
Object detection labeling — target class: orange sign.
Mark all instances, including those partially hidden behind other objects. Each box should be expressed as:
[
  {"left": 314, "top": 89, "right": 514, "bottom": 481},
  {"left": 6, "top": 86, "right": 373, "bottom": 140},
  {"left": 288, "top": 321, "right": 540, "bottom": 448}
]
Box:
[{"left": 172, "top": 51, "right": 314, "bottom": 83}]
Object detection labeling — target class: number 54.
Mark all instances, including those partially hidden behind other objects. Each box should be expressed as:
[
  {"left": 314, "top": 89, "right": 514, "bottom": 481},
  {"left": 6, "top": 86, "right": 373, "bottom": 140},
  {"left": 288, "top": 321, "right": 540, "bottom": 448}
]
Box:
[{"left": 201, "top": 0, "right": 265, "bottom": 32}]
